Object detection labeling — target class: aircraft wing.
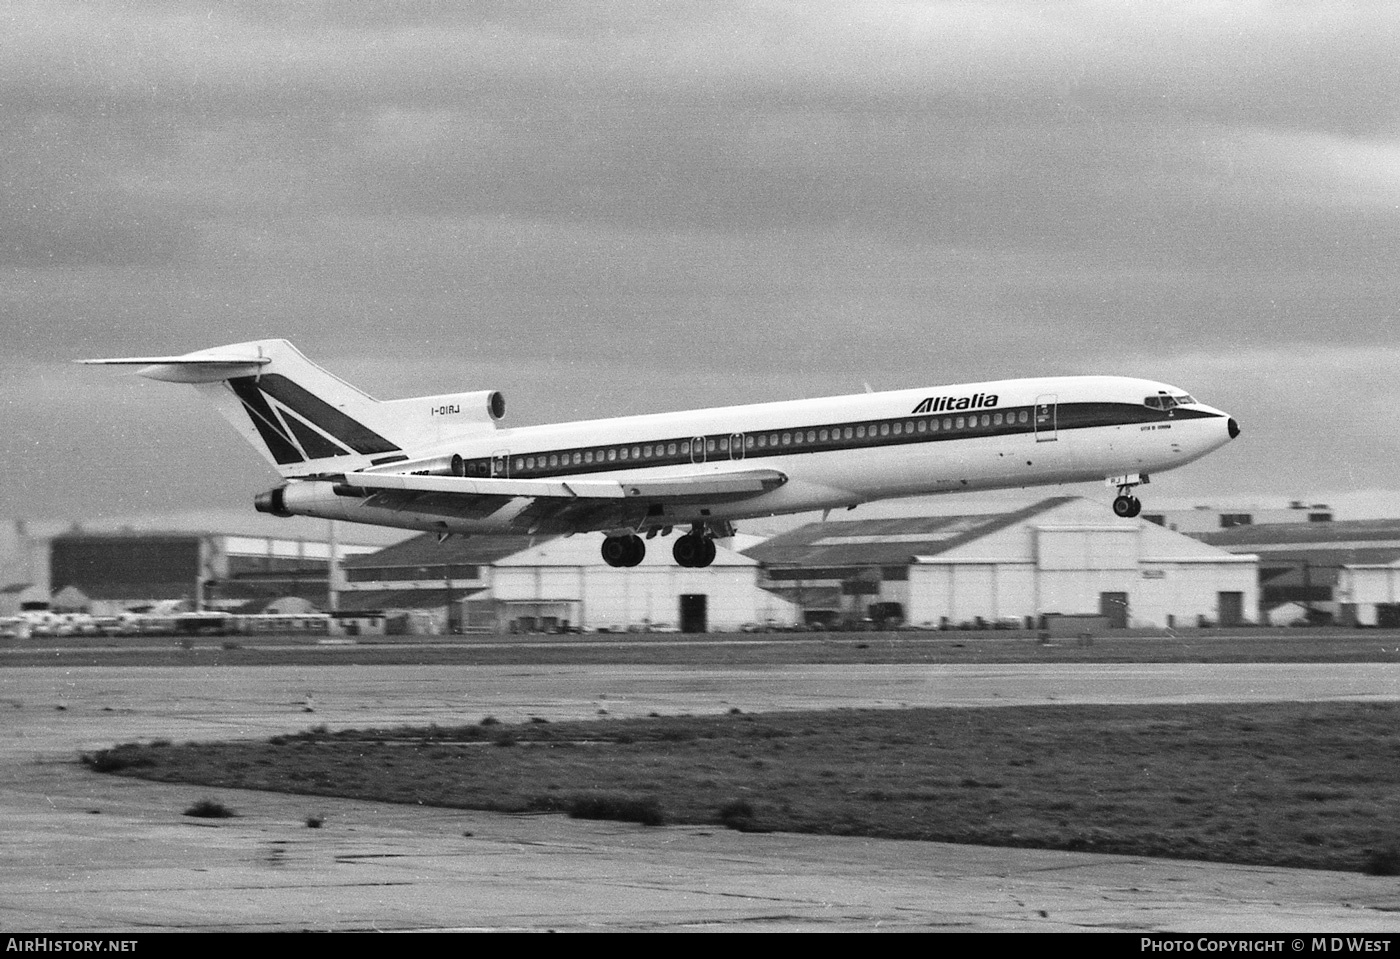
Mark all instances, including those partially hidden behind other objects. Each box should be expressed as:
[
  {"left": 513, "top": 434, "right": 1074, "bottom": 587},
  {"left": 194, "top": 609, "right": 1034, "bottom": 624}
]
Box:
[{"left": 324, "top": 468, "right": 788, "bottom": 534}]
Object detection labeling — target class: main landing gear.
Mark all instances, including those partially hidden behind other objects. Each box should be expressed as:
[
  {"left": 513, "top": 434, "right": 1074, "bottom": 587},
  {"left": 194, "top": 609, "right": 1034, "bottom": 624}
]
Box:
[
  {"left": 672, "top": 529, "right": 717, "bottom": 568},
  {"left": 600, "top": 534, "right": 645, "bottom": 568},
  {"left": 601, "top": 523, "right": 728, "bottom": 568}
]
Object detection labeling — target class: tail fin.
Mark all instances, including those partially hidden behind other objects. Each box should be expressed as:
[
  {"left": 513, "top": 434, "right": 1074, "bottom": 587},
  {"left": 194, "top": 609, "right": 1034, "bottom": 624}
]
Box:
[{"left": 81, "top": 339, "right": 475, "bottom": 478}]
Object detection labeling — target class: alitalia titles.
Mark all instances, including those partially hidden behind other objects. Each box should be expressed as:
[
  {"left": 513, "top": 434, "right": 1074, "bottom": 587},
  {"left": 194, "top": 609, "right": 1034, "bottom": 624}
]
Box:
[{"left": 911, "top": 393, "right": 999, "bottom": 415}]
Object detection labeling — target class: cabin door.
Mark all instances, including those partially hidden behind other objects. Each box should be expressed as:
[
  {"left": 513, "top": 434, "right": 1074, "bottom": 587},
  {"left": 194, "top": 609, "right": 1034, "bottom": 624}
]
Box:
[
  {"left": 729, "top": 433, "right": 745, "bottom": 461},
  {"left": 1034, "top": 395, "right": 1058, "bottom": 442}
]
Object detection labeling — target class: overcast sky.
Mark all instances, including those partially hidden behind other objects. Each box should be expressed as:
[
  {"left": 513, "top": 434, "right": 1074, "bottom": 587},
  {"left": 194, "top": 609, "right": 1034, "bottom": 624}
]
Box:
[{"left": 3, "top": 0, "right": 1399, "bottom": 541}]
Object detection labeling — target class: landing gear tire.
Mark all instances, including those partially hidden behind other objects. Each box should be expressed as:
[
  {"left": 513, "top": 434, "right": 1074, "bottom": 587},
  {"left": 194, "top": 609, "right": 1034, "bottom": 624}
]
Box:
[
  {"left": 672, "top": 533, "right": 717, "bottom": 568},
  {"left": 602, "top": 535, "right": 646, "bottom": 568},
  {"left": 672, "top": 535, "right": 699, "bottom": 567},
  {"left": 1112, "top": 495, "right": 1142, "bottom": 518}
]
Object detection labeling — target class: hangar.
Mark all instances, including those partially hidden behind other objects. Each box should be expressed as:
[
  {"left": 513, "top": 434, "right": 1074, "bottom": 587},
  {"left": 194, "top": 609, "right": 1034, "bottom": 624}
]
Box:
[
  {"left": 336, "top": 531, "right": 539, "bottom": 632},
  {"left": 745, "top": 497, "right": 1258, "bottom": 629},
  {"left": 1141, "top": 501, "right": 1333, "bottom": 533},
  {"left": 489, "top": 535, "right": 796, "bottom": 633},
  {"left": 1337, "top": 561, "right": 1400, "bottom": 627},
  {"left": 1199, "top": 519, "right": 1400, "bottom": 625},
  {"left": 40, "top": 500, "right": 1262, "bottom": 634},
  {"left": 46, "top": 530, "right": 379, "bottom": 614},
  {"left": 339, "top": 530, "right": 798, "bottom": 633}
]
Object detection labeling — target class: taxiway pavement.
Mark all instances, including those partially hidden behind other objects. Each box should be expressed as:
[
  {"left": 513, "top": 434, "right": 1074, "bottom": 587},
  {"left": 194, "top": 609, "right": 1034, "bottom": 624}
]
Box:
[{"left": 4, "top": 662, "right": 1399, "bottom": 932}]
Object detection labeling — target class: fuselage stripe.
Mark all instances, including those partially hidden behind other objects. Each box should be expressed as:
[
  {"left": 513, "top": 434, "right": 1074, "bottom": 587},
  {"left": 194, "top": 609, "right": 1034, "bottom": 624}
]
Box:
[{"left": 446, "top": 401, "right": 1220, "bottom": 479}]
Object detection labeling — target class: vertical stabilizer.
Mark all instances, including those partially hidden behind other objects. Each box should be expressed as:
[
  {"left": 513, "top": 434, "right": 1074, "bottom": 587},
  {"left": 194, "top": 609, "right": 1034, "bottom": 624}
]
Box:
[{"left": 82, "top": 339, "right": 405, "bottom": 477}]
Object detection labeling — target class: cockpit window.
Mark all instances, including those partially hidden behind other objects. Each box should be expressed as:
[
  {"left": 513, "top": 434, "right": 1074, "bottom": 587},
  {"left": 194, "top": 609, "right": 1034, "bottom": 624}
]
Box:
[{"left": 1144, "top": 393, "right": 1197, "bottom": 411}]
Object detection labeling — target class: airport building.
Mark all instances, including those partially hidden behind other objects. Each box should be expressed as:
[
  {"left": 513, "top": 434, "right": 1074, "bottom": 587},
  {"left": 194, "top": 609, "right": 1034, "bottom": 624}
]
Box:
[
  {"left": 336, "top": 497, "right": 1259, "bottom": 632},
  {"left": 46, "top": 530, "right": 380, "bottom": 614},
  {"left": 338, "top": 531, "right": 798, "bottom": 633},
  {"left": 1140, "top": 501, "right": 1334, "bottom": 534},
  {"left": 745, "top": 497, "right": 1259, "bottom": 629},
  {"left": 1336, "top": 562, "right": 1400, "bottom": 627},
  {"left": 1196, "top": 519, "right": 1400, "bottom": 625},
  {"left": 36, "top": 500, "right": 1273, "bottom": 633}
]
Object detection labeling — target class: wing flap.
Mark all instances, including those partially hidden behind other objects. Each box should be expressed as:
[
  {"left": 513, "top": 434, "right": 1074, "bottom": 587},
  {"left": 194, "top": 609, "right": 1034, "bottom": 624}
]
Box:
[
  {"left": 359, "top": 488, "right": 516, "bottom": 521},
  {"left": 335, "top": 474, "right": 627, "bottom": 499},
  {"left": 326, "top": 468, "right": 787, "bottom": 534},
  {"left": 334, "top": 468, "right": 787, "bottom": 502},
  {"left": 615, "top": 471, "right": 787, "bottom": 501}
]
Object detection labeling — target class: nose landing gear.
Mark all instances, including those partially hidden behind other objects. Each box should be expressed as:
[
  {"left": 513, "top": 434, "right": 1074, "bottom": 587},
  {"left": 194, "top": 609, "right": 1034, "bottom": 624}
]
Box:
[
  {"left": 1112, "top": 493, "right": 1142, "bottom": 518},
  {"left": 1107, "top": 473, "right": 1148, "bottom": 518}
]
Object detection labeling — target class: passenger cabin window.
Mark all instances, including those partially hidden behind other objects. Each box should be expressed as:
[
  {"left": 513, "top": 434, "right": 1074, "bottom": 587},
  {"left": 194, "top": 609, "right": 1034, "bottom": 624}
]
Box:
[{"left": 463, "top": 404, "right": 1065, "bottom": 480}]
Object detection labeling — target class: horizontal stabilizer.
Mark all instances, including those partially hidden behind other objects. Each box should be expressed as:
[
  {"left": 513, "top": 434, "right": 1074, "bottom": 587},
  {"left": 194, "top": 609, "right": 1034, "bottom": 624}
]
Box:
[{"left": 79, "top": 348, "right": 271, "bottom": 384}]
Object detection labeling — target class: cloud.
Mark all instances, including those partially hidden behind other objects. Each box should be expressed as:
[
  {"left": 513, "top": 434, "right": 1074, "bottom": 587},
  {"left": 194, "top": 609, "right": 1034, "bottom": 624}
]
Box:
[{"left": 2, "top": 2, "right": 1397, "bottom": 526}]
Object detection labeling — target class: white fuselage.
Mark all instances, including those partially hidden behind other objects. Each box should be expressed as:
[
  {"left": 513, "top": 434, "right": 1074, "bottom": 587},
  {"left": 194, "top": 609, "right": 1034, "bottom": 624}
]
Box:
[{"left": 276, "top": 374, "right": 1237, "bottom": 535}]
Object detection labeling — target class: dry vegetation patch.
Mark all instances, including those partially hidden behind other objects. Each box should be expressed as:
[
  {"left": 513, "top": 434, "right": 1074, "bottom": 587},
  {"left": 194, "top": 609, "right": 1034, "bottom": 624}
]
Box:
[{"left": 82, "top": 701, "right": 1400, "bottom": 873}]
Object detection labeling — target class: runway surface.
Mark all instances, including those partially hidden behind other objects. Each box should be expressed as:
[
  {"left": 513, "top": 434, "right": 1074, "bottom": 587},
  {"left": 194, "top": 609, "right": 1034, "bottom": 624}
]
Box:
[{"left": 4, "top": 662, "right": 1400, "bottom": 932}]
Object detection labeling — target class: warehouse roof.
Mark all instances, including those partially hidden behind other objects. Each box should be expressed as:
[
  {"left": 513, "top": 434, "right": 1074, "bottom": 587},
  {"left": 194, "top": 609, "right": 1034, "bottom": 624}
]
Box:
[
  {"left": 743, "top": 497, "right": 1077, "bottom": 567},
  {"left": 341, "top": 532, "right": 553, "bottom": 569},
  {"left": 1197, "top": 518, "right": 1400, "bottom": 550},
  {"left": 336, "top": 588, "right": 487, "bottom": 611},
  {"left": 1196, "top": 519, "right": 1400, "bottom": 573}
]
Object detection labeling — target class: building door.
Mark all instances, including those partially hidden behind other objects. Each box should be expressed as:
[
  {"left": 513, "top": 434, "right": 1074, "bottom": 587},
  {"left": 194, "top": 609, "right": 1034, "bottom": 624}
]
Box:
[
  {"left": 1099, "top": 591, "right": 1129, "bottom": 628},
  {"left": 1034, "top": 395, "right": 1058, "bottom": 442},
  {"left": 1218, "top": 591, "right": 1244, "bottom": 627},
  {"left": 679, "top": 594, "right": 708, "bottom": 634}
]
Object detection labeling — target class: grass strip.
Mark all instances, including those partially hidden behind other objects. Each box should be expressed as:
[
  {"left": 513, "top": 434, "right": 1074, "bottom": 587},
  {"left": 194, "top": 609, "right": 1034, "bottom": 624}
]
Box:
[{"left": 83, "top": 700, "right": 1400, "bottom": 875}]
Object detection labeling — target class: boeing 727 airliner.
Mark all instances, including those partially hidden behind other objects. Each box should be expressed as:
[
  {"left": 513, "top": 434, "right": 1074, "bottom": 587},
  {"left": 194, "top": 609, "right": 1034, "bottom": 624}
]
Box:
[{"left": 83, "top": 340, "right": 1239, "bottom": 568}]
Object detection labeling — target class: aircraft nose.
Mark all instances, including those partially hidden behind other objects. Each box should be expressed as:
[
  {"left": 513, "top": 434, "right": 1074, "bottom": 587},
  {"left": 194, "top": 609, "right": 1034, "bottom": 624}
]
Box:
[{"left": 1228, "top": 417, "right": 1240, "bottom": 440}]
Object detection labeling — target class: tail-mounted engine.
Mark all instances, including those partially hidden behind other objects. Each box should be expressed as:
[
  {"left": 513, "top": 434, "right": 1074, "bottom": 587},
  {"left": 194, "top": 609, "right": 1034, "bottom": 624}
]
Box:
[
  {"left": 253, "top": 486, "right": 293, "bottom": 517},
  {"left": 378, "top": 389, "right": 506, "bottom": 447},
  {"left": 414, "top": 389, "right": 505, "bottom": 424}
]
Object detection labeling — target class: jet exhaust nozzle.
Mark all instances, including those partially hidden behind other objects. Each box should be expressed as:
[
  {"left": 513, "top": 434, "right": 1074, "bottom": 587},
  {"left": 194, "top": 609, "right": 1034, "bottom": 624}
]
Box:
[
  {"left": 254, "top": 486, "right": 293, "bottom": 518},
  {"left": 1228, "top": 418, "right": 1240, "bottom": 439}
]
